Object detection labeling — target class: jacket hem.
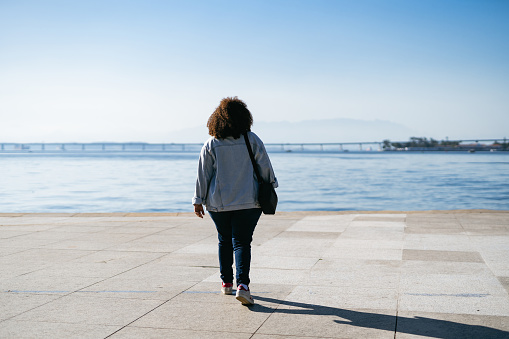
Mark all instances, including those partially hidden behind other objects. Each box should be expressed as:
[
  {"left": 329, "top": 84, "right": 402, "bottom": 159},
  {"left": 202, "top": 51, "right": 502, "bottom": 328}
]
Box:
[{"left": 205, "top": 202, "right": 261, "bottom": 212}]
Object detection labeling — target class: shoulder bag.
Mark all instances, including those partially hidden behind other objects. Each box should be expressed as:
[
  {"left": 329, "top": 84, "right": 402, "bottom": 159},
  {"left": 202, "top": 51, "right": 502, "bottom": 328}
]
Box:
[{"left": 243, "top": 133, "right": 278, "bottom": 215}]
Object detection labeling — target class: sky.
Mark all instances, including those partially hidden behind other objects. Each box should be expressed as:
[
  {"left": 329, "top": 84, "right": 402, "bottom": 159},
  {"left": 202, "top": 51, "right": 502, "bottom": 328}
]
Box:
[{"left": 1, "top": 0, "right": 508, "bottom": 143}]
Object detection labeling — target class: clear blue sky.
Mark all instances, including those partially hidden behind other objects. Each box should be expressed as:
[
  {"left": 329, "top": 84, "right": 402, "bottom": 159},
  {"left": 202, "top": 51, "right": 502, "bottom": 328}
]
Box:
[{"left": 1, "top": 0, "right": 508, "bottom": 142}]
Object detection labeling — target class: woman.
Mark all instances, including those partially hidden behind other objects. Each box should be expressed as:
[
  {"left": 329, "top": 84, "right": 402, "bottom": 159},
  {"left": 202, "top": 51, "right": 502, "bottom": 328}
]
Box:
[{"left": 193, "top": 97, "right": 278, "bottom": 305}]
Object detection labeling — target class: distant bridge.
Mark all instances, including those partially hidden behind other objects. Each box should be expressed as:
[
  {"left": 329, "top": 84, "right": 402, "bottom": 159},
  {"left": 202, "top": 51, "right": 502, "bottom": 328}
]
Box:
[{"left": 0, "top": 139, "right": 505, "bottom": 153}]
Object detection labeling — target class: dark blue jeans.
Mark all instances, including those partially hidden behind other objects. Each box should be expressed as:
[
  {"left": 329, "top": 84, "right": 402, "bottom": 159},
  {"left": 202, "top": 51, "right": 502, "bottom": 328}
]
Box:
[{"left": 209, "top": 208, "right": 262, "bottom": 286}]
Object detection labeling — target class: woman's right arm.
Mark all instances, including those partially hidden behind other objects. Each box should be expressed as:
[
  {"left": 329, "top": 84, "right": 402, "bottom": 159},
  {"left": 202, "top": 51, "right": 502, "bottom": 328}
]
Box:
[{"left": 192, "top": 145, "right": 215, "bottom": 206}]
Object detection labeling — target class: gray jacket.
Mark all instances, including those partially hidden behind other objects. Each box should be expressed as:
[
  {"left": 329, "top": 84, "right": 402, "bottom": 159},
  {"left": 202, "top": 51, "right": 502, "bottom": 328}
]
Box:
[{"left": 192, "top": 132, "right": 278, "bottom": 212}]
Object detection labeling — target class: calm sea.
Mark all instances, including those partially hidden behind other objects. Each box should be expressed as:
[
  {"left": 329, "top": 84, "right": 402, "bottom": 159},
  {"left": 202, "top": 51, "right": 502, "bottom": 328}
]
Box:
[{"left": 1, "top": 151, "right": 508, "bottom": 213}]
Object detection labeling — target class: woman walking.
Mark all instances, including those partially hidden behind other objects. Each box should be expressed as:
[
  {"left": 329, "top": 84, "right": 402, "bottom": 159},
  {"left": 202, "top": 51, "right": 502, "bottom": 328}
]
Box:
[{"left": 192, "top": 97, "right": 278, "bottom": 305}]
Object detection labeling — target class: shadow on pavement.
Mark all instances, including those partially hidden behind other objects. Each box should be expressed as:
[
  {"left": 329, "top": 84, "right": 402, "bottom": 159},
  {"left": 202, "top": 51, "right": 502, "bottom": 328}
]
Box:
[{"left": 251, "top": 296, "right": 509, "bottom": 339}]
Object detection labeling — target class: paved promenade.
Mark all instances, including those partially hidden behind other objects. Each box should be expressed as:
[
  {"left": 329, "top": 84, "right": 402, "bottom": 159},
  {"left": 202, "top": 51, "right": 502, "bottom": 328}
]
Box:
[{"left": 1, "top": 211, "right": 509, "bottom": 338}]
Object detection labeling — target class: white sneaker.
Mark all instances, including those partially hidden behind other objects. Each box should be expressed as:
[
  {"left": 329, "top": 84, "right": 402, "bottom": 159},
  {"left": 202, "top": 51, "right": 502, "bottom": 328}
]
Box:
[
  {"left": 235, "top": 285, "right": 254, "bottom": 305},
  {"left": 221, "top": 282, "right": 233, "bottom": 295}
]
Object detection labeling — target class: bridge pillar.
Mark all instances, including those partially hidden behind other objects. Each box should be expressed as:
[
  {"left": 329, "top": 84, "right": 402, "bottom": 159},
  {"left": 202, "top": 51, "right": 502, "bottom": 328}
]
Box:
[
  {"left": 339, "top": 144, "right": 343, "bottom": 151},
  {"left": 359, "top": 143, "right": 363, "bottom": 151}
]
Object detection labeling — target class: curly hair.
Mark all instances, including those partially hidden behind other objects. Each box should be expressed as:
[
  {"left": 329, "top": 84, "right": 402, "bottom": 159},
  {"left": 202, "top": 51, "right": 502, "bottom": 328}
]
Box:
[{"left": 207, "top": 97, "right": 253, "bottom": 139}]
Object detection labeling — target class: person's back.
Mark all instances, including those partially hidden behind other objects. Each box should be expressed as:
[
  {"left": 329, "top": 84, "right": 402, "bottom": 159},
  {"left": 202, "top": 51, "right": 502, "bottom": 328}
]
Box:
[
  {"left": 192, "top": 96, "right": 277, "bottom": 305},
  {"left": 197, "top": 132, "right": 275, "bottom": 212}
]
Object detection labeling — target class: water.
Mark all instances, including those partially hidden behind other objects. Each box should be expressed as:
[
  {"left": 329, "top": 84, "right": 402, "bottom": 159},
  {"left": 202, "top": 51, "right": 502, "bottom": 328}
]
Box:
[{"left": 1, "top": 151, "right": 508, "bottom": 213}]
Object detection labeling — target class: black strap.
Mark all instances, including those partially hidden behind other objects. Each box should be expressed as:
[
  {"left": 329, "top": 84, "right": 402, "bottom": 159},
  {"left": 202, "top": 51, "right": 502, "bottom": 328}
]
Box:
[{"left": 243, "top": 133, "right": 263, "bottom": 183}]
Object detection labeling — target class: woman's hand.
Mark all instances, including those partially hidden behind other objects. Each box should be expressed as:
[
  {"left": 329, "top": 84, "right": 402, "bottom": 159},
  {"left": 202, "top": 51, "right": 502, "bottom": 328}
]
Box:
[{"left": 194, "top": 204, "right": 205, "bottom": 218}]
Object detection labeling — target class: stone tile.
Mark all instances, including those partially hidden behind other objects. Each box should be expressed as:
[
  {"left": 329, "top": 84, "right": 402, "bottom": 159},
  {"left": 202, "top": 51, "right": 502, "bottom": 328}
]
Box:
[
  {"left": 0, "top": 249, "right": 92, "bottom": 279},
  {"left": 97, "top": 226, "right": 168, "bottom": 234},
  {"left": 395, "top": 311, "right": 509, "bottom": 338},
  {"left": 173, "top": 281, "right": 295, "bottom": 305},
  {"left": 461, "top": 223, "right": 509, "bottom": 230},
  {"left": 324, "top": 247, "right": 403, "bottom": 261},
  {"left": 0, "top": 230, "right": 31, "bottom": 239},
  {"left": 354, "top": 215, "right": 406, "bottom": 222},
  {"left": 148, "top": 252, "right": 219, "bottom": 268},
  {"left": 276, "top": 231, "right": 342, "bottom": 239},
  {"left": 0, "top": 271, "right": 103, "bottom": 296},
  {"left": 401, "top": 261, "right": 491, "bottom": 275},
  {"left": 251, "top": 255, "right": 318, "bottom": 270},
  {"left": 0, "top": 224, "right": 61, "bottom": 232},
  {"left": 404, "top": 228, "right": 466, "bottom": 235},
  {"left": 402, "top": 249, "right": 484, "bottom": 263},
  {"left": 285, "top": 285, "right": 398, "bottom": 310},
  {"left": 0, "top": 320, "right": 119, "bottom": 339},
  {"left": 285, "top": 215, "right": 354, "bottom": 232},
  {"left": 203, "top": 268, "right": 310, "bottom": 286},
  {"left": 0, "top": 292, "right": 61, "bottom": 321},
  {"left": 41, "top": 250, "right": 165, "bottom": 278},
  {"left": 0, "top": 217, "right": 70, "bottom": 225},
  {"left": 41, "top": 232, "right": 146, "bottom": 251},
  {"left": 114, "top": 262, "right": 218, "bottom": 283},
  {"left": 256, "top": 303, "right": 396, "bottom": 338},
  {"left": 333, "top": 238, "right": 404, "bottom": 250},
  {"left": 131, "top": 299, "right": 277, "bottom": 333},
  {"left": 498, "top": 277, "right": 509, "bottom": 294},
  {"left": 106, "top": 234, "right": 206, "bottom": 253},
  {"left": 406, "top": 214, "right": 458, "bottom": 221},
  {"left": 403, "top": 234, "right": 475, "bottom": 251},
  {"left": 399, "top": 293, "right": 509, "bottom": 316},
  {"left": 400, "top": 274, "right": 507, "bottom": 297},
  {"left": 304, "top": 259, "right": 400, "bottom": 288},
  {"left": 173, "top": 235, "right": 218, "bottom": 254},
  {"left": 13, "top": 295, "right": 163, "bottom": 325},
  {"left": 482, "top": 252, "right": 509, "bottom": 276},
  {"left": 78, "top": 279, "right": 194, "bottom": 300},
  {"left": 348, "top": 220, "right": 406, "bottom": 228},
  {"left": 111, "top": 327, "right": 252, "bottom": 339},
  {"left": 38, "top": 225, "right": 114, "bottom": 233},
  {"left": 406, "top": 222, "right": 463, "bottom": 229},
  {"left": 340, "top": 226, "right": 404, "bottom": 241},
  {"left": 252, "top": 335, "right": 323, "bottom": 339},
  {"left": 0, "top": 247, "right": 26, "bottom": 257},
  {"left": 253, "top": 236, "right": 336, "bottom": 258},
  {"left": 469, "top": 235, "right": 509, "bottom": 250}
]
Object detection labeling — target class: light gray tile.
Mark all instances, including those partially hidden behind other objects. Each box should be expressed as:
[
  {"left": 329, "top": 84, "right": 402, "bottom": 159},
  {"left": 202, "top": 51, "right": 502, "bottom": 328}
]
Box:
[
  {"left": 285, "top": 285, "right": 398, "bottom": 310},
  {"left": 13, "top": 295, "right": 163, "bottom": 325},
  {"left": 324, "top": 247, "right": 402, "bottom": 261},
  {"left": 0, "top": 292, "right": 61, "bottom": 321},
  {"left": 403, "top": 234, "right": 475, "bottom": 251},
  {"left": 131, "top": 299, "right": 276, "bottom": 333},
  {"left": 0, "top": 320, "right": 119, "bottom": 339},
  {"left": 112, "top": 327, "right": 252, "bottom": 339},
  {"left": 285, "top": 215, "right": 354, "bottom": 232},
  {"left": 403, "top": 249, "right": 484, "bottom": 263},
  {"left": 400, "top": 274, "right": 507, "bottom": 297}
]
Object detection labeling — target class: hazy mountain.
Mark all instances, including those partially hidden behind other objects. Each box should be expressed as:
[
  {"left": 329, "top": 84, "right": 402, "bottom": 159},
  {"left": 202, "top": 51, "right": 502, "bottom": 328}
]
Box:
[{"left": 167, "top": 118, "right": 418, "bottom": 144}]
